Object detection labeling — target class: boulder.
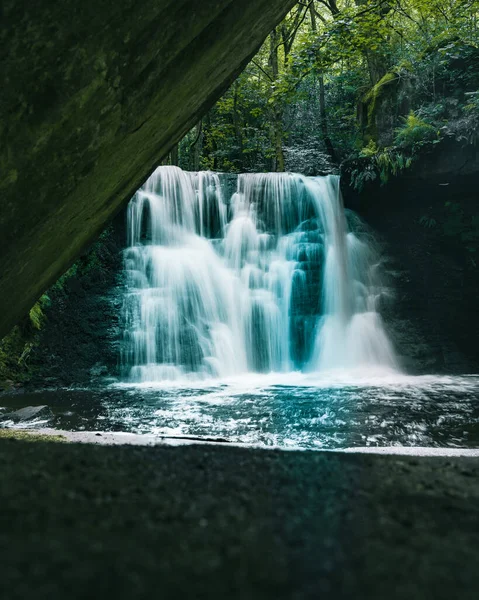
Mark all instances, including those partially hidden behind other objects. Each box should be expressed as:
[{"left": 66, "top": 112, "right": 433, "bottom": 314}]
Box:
[
  {"left": 0, "top": 0, "right": 295, "bottom": 339},
  {"left": 3, "top": 405, "right": 54, "bottom": 422}
]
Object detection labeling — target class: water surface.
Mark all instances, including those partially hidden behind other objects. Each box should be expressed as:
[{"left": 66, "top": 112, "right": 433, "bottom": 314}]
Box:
[{"left": 2, "top": 373, "right": 478, "bottom": 450}]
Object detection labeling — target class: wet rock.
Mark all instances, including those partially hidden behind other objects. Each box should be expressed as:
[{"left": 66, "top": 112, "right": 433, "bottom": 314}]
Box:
[
  {"left": 3, "top": 405, "right": 53, "bottom": 422},
  {"left": 89, "top": 364, "right": 109, "bottom": 378}
]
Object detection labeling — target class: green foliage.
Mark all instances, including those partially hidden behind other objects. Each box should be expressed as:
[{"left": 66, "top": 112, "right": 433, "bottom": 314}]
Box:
[
  {"left": 394, "top": 113, "right": 438, "bottom": 148},
  {"left": 176, "top": 0, "right": 479, "bottom": 174},
  {"left": 349, "top": 161, "right": 378, "bottom": 193},
  {"left": 465, "top": 95, "right": 479, "bottom": 115},
  {"left": 359, "top": 140, "right": 379, "bottom": 158},
  {"left": 419, "top": 215, "right": 437, "bottom": 229},
  {"left": 0, "top": 296, "right": 47, "bottom": 387},
  {"left": 351, "top": 142, "right": 415, "bottom": 191},
  {"left": 375, "top": 149, "right": 413, "bottom": 185}
]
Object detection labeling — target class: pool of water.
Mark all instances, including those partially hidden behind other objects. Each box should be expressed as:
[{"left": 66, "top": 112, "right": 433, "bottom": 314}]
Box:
[{"left": 1, "top": 372, "right": 479, "bottom": 450}]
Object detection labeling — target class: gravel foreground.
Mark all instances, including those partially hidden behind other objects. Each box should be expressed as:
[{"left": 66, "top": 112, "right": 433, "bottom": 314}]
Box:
[{"left": 0, "top": 436, "right": 478, "bottom": 600}]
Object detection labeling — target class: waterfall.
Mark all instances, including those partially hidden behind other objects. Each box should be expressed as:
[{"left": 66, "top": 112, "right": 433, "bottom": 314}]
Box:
[{"left": 120, "top": 166, "right": 397, "bottom": 382}]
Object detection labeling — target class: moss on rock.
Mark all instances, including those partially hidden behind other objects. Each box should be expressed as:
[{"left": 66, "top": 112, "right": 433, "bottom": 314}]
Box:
[
  {"left": 0, "top": 296, "right": 50, "bottom": 389},
  {"left": 360, "top": 63, "right": 414, "bottom": 145},
  {"left": 0, "top": 429, "right": 66, "bottom": 443},
  {"left": 363, "top": 71, "right": 400, "bottom": 130}
]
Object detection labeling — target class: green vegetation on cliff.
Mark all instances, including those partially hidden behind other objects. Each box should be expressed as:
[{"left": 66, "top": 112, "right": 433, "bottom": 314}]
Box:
[
  {"left": 0, "top": 296, "right": 50, "bottom": 389},
  {"left": 172, "top": 0, "right": 478, "bottom": 267},
  {"left": 0, "top": 227, "right": 117, "bottom": 389}
]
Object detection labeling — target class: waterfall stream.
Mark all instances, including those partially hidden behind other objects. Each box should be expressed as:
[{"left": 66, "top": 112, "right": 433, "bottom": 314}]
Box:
[{"left": 120, "top": 166, "right": 397, "bottom": 383}]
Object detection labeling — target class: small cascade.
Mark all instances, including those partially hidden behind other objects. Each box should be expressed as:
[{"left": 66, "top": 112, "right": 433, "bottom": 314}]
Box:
[{"left": 120, "top": 166, "right": 397, "bottom": 382}]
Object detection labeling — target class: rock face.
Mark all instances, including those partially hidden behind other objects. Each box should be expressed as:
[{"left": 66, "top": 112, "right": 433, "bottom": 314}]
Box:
[
  {"left": 343, "top": 140, "right": 479, "bottom": 373},
  {"left": 0, "top": 0, "right": 295, "bottom": 339},
  {"left": 27, "top": 214, "right": 126, "bottom": 387}
]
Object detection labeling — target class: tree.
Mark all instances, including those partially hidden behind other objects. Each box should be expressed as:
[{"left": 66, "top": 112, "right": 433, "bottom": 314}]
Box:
[{"left": 177, "top": 0, "right": 479, "bottom": 173}]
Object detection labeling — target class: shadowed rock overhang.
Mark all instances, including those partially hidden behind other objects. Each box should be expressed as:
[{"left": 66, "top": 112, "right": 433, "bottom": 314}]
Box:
[{"left": 0, "top": 0, "right": 295, "bottom": 338}]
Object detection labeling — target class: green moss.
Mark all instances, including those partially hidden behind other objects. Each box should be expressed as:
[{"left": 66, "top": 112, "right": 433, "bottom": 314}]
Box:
[
  {"left": 28, "top": 295, "right": 50, "bottom": 331},
  {"left": 0, "top": 429, "right": 66, "bottom": 443},
  {"left": 363, "top": 71, "right": 399, "bottom": 130},
  {"left": 0, "top": 294, "right": 50, "bottom": 387}
]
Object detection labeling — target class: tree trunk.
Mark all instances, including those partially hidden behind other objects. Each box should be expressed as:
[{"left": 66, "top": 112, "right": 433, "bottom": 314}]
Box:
[
  {"left": 232, "top": 81, "right": 244, "bottom": 168},
  {"left": 191, "top": 121, "right": 203, "bottom": 171},
  {"left": 273, "top": 111, "right": 285, "bottom": 172},
  {"left": 169, "top": 144, "right": 179, "bottom": 166},
  {"left": 319, "top": 75, "right": 337, "bottom": 163},
  {"left": 269, "top": 27, "right": 285, "bottom": 172},
  {"left": 310, "top": 5, "right": 337, "bottom": 163}
]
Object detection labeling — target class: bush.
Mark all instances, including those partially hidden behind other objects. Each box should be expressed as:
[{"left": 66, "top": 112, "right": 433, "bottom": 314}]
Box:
[
  {"left": 394, "top": 112, "right": 438, "bottom": 147},
  {"left": 350, "top": 142, "right": 413, "bottom": 191}
]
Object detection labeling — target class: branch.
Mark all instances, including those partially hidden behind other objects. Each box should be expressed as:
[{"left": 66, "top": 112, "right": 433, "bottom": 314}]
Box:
[
  {"left": 251, "top": 59, "right": 274, "bottom": 82},
  {"left": 277, "top": 3, "right": 311, "bottom": 56}
]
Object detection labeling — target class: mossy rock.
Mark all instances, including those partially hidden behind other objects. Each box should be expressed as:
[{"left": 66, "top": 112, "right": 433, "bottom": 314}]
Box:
[{"left": 360, "top": 64, "right": 414, "bottom": 145}]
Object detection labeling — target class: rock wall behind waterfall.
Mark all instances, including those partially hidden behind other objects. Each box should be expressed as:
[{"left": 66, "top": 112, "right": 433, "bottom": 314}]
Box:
[
  {"left": 343, "top": 140, "right": 479, "bottom": 374},
  {"left": 23, "top": 216, "right": 126, "bottom": 388}
]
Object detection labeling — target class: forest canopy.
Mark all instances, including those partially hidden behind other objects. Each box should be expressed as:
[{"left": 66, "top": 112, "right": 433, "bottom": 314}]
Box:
[{"left": 176, "top": 0, "right": 479, "bottom": 177}]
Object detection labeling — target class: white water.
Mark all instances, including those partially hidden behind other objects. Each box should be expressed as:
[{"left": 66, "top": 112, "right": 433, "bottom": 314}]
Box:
[{"left": 121, "top": 166, "right": 397, "bottom": 382}]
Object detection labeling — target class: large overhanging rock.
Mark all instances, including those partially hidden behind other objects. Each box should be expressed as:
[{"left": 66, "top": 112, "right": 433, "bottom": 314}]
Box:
[{"left": 0, "top": 0, "right": 295, "bottom": 338}]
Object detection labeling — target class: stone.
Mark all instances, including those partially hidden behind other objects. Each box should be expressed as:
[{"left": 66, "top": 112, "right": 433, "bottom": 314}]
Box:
[
  {"left": 0, "top": 0, "right": 295, "bottom": 339},
  {"left": 3, "top": 405, "right": 53, "bottom": 422}
]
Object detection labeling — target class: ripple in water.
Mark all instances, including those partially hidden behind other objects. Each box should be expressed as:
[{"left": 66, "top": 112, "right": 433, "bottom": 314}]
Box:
[{"left": 1, "top": 373, "right": 478, "bottom": 450}]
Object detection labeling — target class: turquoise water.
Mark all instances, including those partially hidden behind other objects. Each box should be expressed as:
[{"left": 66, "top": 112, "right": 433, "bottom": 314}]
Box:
[{"left": 2, "top": 373, "right": 479, "bottom": 450}]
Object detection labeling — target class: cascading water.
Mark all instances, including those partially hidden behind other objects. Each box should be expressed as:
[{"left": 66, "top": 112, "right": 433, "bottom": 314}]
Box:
[{"left": 120, "top": 166, "right": 397, "bottom": 382}]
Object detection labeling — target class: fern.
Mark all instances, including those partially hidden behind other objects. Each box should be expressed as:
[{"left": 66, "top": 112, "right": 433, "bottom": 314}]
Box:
[
  {"left": 419, "top": 215, "right": 437, "bottom": 229},
  {"left": 395, "top": 111, "right": 437, "bottom": 147}
]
